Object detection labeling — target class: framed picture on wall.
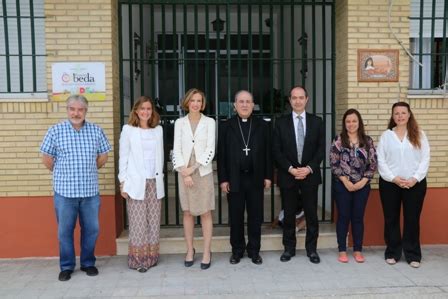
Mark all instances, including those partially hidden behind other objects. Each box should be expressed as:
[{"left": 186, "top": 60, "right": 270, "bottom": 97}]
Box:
[{"left": 357, "top": 49, "right": 399, "bottom": 82}]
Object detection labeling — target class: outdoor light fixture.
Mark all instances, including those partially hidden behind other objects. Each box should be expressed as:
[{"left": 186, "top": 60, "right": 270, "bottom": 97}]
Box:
[
  {"left": 212, "top": 18, "right": 225, "bottom": 32},
  {"left": 265, "top": 18, "right": 271, "bottom": 28},
  {"left": 133, "top": 32, "right": 141, "bottom": 81}
]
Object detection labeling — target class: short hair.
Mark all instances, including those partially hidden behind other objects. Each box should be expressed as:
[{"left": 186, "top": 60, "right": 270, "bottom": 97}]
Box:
[
  {"left": 234, "top": 90, "right": 254, "bottom": 102},
  {"left": 128, "top": 96, "right": 160, "bottom": 128},
  {"left": 181, "top": 88, "right": 206, "bottom": 112},
  {"left": 66, "top": 94, "right": 88, "bottom": 109},
  {"left": 289, "top": 85, "right": 309, "bottom": 98}
]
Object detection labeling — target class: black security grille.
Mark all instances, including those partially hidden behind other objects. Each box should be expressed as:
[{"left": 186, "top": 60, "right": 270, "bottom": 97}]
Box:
[{"left": 118, "top": 0, "right": 335, "bottom": 227}]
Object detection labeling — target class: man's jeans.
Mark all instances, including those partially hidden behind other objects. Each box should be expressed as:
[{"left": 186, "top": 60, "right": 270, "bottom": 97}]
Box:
[{"left": 54, "top": 192, "right": 100, "bottom": 271}]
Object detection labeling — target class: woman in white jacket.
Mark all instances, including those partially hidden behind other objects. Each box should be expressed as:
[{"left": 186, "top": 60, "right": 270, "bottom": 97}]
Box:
[
  {"left": 173, "top": 88, "right": 215, "bottom": 270},
  {"left": 118, "top": 96, "right": 164, "bottom": 272}
]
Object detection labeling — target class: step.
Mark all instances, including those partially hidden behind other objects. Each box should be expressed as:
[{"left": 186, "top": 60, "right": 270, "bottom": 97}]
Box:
[{"left": 116, "top": 223, "right": 337, "bottom": 255}]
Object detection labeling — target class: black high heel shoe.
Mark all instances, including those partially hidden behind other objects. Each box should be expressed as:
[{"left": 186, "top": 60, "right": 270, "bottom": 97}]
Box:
[
  {"left": 200, "top": 252, "right": 212, "bottom": 270},
  {"left": 184, "top": 248, "right": 195, "bottom": 267}
]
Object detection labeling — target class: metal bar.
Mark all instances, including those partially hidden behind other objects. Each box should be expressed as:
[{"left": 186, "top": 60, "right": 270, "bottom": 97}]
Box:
[
  {"left": 330, "top": 0, "right": 336, "bottom": 223},
  {"left": 226, "top": 4, "right": 231, "bottom": 112},
  {"left": 280, "top": 5, "right": 285, "bottom": 111},
  {"left": 258, "top": 4, "right": 263, "bottom": 112},
  {"left": 29, "top": 0, "right": 36, "bottom": 92},
  {"left": 2, "top": 0, "right": 11, "bottom": 92},
  {"left": 204, "top": 4, "right": 210, "bottom": 111},
  {"left": 290, "top": 1, "right": 295, "bottom": 87},
  {"left": 216, "top": 4, "right": 221, "bottom": 103},
  {"left": 172, "top": 4, "right": 180, "bottom": 226},
  {"left": 139, "top": 3, "right": 144, "bottom": 96},
  {"left": 418, "top": 0, "right": 424, "bottom": 89},
  {"left": 161, "top": 4, "right": 169, "bottom": 225},
  {"left": 300, "top": 0, "right": 305, "bottom": 88},
  {"left": 194, "top": 4, "right": 199, "bottom": 87},
  {"left": 118, "top": 3, "right": 127, "bottom": 226},
  {"left": 430, "top": 0, "right": 436, "bottom": 88},
  {"left": 269, "top": 4, "right": 275, "bottom": 222},
  {"left": 16, "top": 0, "right": 23, "bottom": 92},
  {"left": 128, "top": 4, "right": 135, "bottom": 108},
  {"left": 312, "top": 0, "right": 316, "bottom": 113},
  {"left": 183, "top": 2, "right": 187, "bottom": 97},
  {"left": 321, "top": 0, "right": 327, "bottom": 221},
  {"left": 248, "top": 4, "right": 252, "bottom": 91},
  {"left": 237, "top": 4, "right": 242, "bottom": 91},
  {"left": 443, "top": 0, "right": 448, "bottom": 88},
  {"left": 150, "top": 4, "right": 155, "bottom": 100},
  {"left": 119, "top": 3, "right": 124, "bottom": 126}
]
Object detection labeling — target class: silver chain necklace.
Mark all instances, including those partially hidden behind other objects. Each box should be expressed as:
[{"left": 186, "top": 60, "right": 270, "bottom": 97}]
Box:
[{"left": 237, "top": 117, "right": 252, "bottom": 156}]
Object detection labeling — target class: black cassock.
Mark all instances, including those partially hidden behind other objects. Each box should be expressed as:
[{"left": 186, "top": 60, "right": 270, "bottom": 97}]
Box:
[{"left": 217, "top": 115, "right": 272, "bottom": 257}]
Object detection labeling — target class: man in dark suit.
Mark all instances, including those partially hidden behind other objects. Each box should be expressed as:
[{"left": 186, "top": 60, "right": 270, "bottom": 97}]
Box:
[
  {"left": 273, "top": 85, "right": 325, "bottom": 264},
  {"left": 218, "top": 90, "right": 272, "bottom": 265}
]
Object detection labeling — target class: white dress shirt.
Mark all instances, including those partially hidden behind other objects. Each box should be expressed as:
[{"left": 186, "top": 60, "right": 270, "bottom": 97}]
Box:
[
  {"left": 377, "top": 129, "right": 430, "bottom": 182},
  {"left": 140, "top": 128, "right": 156, "bottom": 179}
]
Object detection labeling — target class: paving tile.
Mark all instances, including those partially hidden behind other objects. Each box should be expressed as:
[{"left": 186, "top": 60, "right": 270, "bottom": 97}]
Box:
[{"left": 1, "top": 247, "right": 448, "bottom": 298}]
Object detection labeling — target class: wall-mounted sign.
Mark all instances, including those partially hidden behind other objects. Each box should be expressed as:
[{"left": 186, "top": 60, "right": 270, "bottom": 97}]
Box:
[
  {"left": 357, "top": 49, "right": 399, "bottom": 82},
  {"left": 52, "top": 62, "right": 106, "bottom": 101}
]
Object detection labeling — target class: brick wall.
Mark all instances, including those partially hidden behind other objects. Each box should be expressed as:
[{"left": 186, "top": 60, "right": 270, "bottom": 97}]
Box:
[
  {"left": 0, "top": 0, "right": 119, "bottom": 197},
  {"left": 335, "top": 0, "right": 448, "bottom": 188}
]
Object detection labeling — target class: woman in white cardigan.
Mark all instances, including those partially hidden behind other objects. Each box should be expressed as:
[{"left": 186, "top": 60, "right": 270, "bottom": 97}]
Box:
[
  {"left": 173, "top": 88, "right": 215, "bottom": 270},
  {"left": 377, "top": 102, "right": 430, "bottom": 268},
  {"left": 118, "top": 96, "right": 164, "bottom": 273}
]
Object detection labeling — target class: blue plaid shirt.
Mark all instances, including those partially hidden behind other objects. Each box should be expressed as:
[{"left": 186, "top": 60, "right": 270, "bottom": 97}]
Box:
[{"left": 40, "top": 120, "right": 111, "bottom": 198}]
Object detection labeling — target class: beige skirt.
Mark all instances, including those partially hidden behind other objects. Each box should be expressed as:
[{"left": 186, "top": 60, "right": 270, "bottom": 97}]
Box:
[{"left": 178, "top": 151, "right": 215, "bottom": 216}]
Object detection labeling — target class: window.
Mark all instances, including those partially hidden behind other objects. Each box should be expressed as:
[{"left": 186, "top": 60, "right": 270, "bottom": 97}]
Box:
[
  {"left": 0, "top": 0, "right": 46, "bottom": 99},
  {"left": 410, "top": 0, "right": 448, "bottom": 91}
]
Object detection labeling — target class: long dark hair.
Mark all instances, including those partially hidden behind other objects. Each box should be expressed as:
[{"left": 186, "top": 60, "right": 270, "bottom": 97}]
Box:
[
  {"left": 340, "top": 108, "right": 368, "bottom": 148},
  {"left": 387, "top": 101, "right": 421, "bottom": 148}
]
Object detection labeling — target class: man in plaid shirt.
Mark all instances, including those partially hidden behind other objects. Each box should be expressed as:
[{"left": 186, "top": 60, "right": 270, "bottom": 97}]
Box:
[{"left": 41, "top": 95, "right": 111, "bottom": 282}]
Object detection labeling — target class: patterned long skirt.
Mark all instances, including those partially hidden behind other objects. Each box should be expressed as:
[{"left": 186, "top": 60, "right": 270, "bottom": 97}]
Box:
[{"left": 127, "top": 179, "right": 161, "bottom": 270}]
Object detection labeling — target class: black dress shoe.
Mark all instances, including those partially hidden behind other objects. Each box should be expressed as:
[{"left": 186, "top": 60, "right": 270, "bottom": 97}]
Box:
[
  {"left": 80, "top": 266, "right": 99, "bottom": 276},
  {"left": 248, "top": 253, "right": 263, "bottom": 265},
  {"left": 307, "top": 252, "right": 321, "bottom": 264},
  {"left": 229, "top": 253, "right": 243, "bottom": 264},
  {"left": 200, "top": 252, "right": 212, "bottom": 270},
  {"left": 184, "top": 248, "right": 196, "bottom": 267},
  {"left": 280, "top": 251, "right": 295, "bottom": 262},
  {"left": 58, "top": 270, "right": 73, "bottom": 281}
]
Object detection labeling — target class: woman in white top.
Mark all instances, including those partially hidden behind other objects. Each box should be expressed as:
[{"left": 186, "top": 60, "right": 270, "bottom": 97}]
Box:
[
  {"left": 173, "top": 88, "right": 215, "bottom": 270},
  {"left": 377, "top": 102, "right": 430, "bottom": 268},
  {"left": 118, "top": 96, "right": 165, "bottom": 272}
]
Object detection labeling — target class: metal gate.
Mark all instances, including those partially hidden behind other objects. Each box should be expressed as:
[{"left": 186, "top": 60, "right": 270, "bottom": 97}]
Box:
[{"left": 118, "top": 0, "right": 335, "bottom": 227}]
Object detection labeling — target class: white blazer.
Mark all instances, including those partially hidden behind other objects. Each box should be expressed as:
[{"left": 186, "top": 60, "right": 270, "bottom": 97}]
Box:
[
  {"left": 172, "top": 114, "right": 215, "bottom": 176},
  {"left": 118, "top": 124, "right": 165, "bottom": 200}
]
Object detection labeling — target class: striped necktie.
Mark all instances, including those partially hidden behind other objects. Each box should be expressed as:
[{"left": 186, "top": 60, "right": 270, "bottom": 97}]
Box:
[{"left": 296, "top": 115, "right": 304, "bottom": 164}]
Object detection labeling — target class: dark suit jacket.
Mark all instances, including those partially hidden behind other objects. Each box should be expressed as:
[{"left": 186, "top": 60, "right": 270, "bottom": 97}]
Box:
[
  {"left": 273, "top": 112, "right": 325, "bottom": 189},
  {"left": 218, "top": 115, "right": 273, "bottom": 192}
]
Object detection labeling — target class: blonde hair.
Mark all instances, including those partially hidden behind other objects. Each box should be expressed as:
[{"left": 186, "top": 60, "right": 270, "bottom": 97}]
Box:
[
  {"left": 181, "top": 88, "right": 206, "bottom": 112},
  {"left": 128, "top": 96, "right": 160, "bottom": 128}
]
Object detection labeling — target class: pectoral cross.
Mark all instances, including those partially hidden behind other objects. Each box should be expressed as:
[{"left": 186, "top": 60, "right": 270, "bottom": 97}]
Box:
[{"left": 243, "top": 146, "right": 251, "bottom": 156}]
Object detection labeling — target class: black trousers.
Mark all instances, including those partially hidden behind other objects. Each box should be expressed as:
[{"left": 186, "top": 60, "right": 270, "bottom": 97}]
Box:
[
  {"left": 281, "top": 182, "right": 319, "bottom": 254},
  {"left": 228, "top": 173, "right": 264, "bottom": 256},
  {"left": 379, "top": 177, "right": 427, "bottom": 263}
]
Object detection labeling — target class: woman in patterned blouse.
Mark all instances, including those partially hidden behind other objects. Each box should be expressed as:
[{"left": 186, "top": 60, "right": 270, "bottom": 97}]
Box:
[{"left": 330, "top": 109, "right": 377, "bottom": 263}]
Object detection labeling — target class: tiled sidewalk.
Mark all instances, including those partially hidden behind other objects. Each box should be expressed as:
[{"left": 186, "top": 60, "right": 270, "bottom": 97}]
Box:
[{"left": 1, "top": 246, "right": 448, "bottom": 298}]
